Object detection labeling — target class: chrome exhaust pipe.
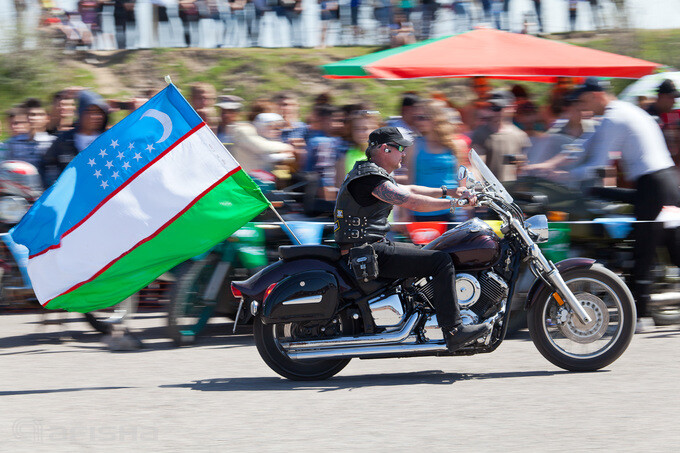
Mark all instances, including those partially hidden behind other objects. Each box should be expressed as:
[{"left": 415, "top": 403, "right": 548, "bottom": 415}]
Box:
[
  {"left": 287, "top": 336, "right": 448, "bottom": 360},
  {"left": 286, "top": 310, "right": 503, "bottom": 360},
  {"left": 650, "top": 291, "right": 680, "bottom": 305},
  {"left": 281, "top": 312, "right": 421, "bottom": 351}
]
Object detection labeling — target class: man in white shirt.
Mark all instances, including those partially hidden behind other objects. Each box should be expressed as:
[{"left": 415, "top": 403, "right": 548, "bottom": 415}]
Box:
[{"left": 534, "top": 77, "right": 680, "bottom": 329}]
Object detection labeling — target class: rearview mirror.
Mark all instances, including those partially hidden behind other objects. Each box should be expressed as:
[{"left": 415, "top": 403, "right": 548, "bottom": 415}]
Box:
[{"left": 457, "top": 166, "right": 468, "bottom": 181}]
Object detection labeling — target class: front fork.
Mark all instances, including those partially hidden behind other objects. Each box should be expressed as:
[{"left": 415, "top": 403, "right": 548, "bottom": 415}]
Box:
[{"left": 510, "top": 218, "right": 593, "bottom": 325}]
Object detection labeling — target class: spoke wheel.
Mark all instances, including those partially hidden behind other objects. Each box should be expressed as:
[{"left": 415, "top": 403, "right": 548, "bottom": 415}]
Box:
[
  {"left": 253, "top": 314, "right": 353, "bottom": 381},
  {"left": 528, "top": 264, "right": 635, "bottom": 371}
]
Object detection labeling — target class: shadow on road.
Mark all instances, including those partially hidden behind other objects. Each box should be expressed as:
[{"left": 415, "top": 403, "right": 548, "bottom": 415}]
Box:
[
  {"left": 0, "top": 314, "right": 253, "bottom": 354},
  {"left": 0, "top": 386, "right": 132, "bottom": 396},
  {"left": 161, "top": 369, "right": 576, "bottom": 392}
]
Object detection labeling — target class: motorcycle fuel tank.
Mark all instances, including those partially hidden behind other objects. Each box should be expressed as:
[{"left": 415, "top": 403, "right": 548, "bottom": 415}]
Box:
[{"left": 423, "top": 218, "right": 501, "bottom": 271}]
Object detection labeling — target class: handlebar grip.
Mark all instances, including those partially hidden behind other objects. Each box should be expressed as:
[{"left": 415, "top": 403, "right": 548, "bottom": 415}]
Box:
[{"left": 457, "top": 198, "right": 470, "bottom": 206}]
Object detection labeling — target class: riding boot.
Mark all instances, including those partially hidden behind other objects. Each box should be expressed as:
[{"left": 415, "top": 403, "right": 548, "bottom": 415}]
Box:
[
  {"left": 439, "top": 264, "right": 490, "bottom": 352},
  {"left": 443, "top": 323, "right": 491, "bottom": 352}
]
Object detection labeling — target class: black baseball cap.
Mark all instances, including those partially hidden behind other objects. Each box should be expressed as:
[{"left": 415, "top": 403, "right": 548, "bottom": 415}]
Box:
[
  {"left": 367, "top": 126, "right": 414, "bottom": 148},
  {"left": 657, "top": 79, "right": 680, "bottom": 97},
  {"left": 487, "top": 89, "right": 515, "bottom": 111},
  {"left": 568, "top": 77, "right": 609, "bottom": 101}
]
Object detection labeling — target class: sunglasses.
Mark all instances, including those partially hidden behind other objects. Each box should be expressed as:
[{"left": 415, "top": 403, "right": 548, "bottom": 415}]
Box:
[{"left": 386, "top": 143, "right": 406, "bottom": 153}]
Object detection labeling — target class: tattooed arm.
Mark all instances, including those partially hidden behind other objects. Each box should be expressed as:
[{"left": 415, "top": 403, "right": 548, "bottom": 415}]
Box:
[
  {"left": 401, "top": 185, "right": 446, "bottom": 198},
  {"left": 372, "top": 181, "right": 449, "bottom": 212},
  {"left": 372, "top": 181, "right": 476, "bottom": 212}
]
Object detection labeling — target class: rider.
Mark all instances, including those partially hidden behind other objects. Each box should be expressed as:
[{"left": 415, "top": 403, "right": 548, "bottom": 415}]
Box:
[{"left": 334, "top": 126, "right": 489, "bottom": 352}]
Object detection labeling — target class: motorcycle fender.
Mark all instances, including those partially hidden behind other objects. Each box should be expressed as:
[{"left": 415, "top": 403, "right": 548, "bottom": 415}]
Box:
[
  {"left": 525, "top": 258, "right": 596, "bottom": 311},
  {"left": 231, "top": 259, "right": 353, "bottom": 301},
  {"left": 261, "top": 270, "right": 338, "bottom": 324}
]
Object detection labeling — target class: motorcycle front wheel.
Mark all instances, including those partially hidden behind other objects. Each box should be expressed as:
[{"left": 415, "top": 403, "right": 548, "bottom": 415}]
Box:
[
  {"left": 528, "top": 264, "right": 635, "bottom": 372},
  {"left": 253, "top": 315, "right": 352, "bottom": 381}
]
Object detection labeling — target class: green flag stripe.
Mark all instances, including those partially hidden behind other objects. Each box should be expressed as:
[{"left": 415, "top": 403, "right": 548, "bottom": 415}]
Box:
[
  {"left": 322, "top": 35, "right": 451, "bottom": 77},
  {"left": 45, "top": 170, "right": 268, "bottom": 312}
]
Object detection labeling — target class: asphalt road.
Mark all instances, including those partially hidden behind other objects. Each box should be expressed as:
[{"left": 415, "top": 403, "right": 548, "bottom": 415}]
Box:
[{"left": 2, "top": 311, "right": 679, "bottom": 453}]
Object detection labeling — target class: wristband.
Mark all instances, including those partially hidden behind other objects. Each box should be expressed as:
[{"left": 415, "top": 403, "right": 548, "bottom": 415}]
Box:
[
  {"left": 440, "top": 185, "right": 447, "bottom": 198},
  {"left": 449, "top": 198, "right": 457, "bottom": 214}
]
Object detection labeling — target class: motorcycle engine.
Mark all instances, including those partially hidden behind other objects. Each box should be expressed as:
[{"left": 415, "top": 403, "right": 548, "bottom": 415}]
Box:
[
  {"left": 416, "top": 271, "right": 509, "bottom": 320},
  {"left": 368, "top": 291, "right": 406, "bottom": 330}
]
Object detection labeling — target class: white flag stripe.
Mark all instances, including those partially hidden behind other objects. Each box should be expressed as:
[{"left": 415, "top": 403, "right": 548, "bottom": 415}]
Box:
[{"left": 29, "top": 126, "right": 238, "bottom": 302}]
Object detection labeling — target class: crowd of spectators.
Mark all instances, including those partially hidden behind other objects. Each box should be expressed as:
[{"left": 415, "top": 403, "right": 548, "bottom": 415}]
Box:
[
  {"left": 3, "top": 74, "right": 678, "bottom": 224},
  {"left": 20, "top": 0, "right": 625, "bottom": 51}
]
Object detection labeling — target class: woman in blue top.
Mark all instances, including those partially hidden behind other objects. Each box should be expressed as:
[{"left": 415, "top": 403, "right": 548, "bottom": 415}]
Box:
[{"left": 406, "top": 100, "right": 462, "bottom": 222}]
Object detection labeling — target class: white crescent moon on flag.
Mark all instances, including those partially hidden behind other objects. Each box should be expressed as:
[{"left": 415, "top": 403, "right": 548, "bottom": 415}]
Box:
[{"left": 141, "top": 109, "right": 173, "bottom": 143}]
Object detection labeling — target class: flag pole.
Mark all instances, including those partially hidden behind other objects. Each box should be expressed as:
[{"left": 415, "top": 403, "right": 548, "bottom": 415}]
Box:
[
  {"left": 268, "top": 203, "right": 302, "bottom": 245},
  {"left": 162, "top": 77, "right": 302, "bottom": 246}
]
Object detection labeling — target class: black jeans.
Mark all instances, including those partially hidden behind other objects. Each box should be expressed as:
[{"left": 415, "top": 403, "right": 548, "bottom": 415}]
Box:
[
  {"left": 631, "top": 168, "right": 680, "bottom": 317},
  {"left": 371, "top": 241, "right": 460, "bottom": 330}
]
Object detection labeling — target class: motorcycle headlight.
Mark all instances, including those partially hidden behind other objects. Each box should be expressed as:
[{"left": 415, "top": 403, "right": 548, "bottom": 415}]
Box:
[
  {"left": 0, "top": 196, "right": 29, "bottom": 224},
  {"left": 525, "top": 215, "right": 549, "bottom": 243}
]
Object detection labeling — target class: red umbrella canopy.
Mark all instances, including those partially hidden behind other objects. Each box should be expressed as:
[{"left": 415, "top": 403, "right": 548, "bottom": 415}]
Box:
[{"left": 322, "top": 28, "right": 661, "bottom": 82}]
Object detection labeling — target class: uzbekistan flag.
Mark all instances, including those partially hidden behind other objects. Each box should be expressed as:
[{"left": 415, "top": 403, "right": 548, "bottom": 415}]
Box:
[{"left": 10, "top": 84, "right": 269, "bottom": 312}]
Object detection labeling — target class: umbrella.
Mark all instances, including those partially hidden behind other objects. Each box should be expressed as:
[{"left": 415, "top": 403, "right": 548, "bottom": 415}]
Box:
[
  {"left": 619, "top": 71, "right": 680, "bottom": 108},
  {"left": 322, "top": 28, "right": 661, "bottom": 82}
]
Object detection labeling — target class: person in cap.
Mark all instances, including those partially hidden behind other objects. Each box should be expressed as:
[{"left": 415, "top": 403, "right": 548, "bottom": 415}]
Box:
[
  {"left": 216, "top": 95, "right": 244, "bottom": 145},
  {"left": 646, "top": 79, "right": 680, "bottom": 128},
  {"left": 530, "top": 77, "right": 680, "bottom": 332},
  {"left": 646, "top": 79, "right": 680, "bottom": 169},
  {"left": 334, "top": 126, "right": 490, "bottom": 351},
  {"left": 470, "top": 89, "right": 531, "bottom": 183}
]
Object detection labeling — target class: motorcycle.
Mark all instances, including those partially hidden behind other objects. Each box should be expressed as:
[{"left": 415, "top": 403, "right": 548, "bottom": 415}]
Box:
[
  {"left": 509, "top": 176, "right": 680, "bottom": 328},
  {"left": 231, "top": 150, "right": 636, "bottom": 380}
]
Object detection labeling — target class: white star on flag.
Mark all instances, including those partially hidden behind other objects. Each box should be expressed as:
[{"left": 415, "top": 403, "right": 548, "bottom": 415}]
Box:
[
  {"left": 112, "top": 171, "right": 120, "bottom": 180},
  {"left": 128, "top": 142, "right": 135, "bottom": 151},
  {"left": 99, "top": 149, "right": 107, "bottom": 158},
  {"left": 100, "top": 180, "right": 109, "bottom": 189},
  {"left": 146, "top": 144, "right": 154, "bottom": 152},
  {"left": 110, "top": 139, "right": 119, "bottom": 149},
  {"left": 122, "top": 162, "right": 131, "bottom": 170},
  {"left": 87, "top": 158, "right": 96, "bottom": 167},
  {"left": 105, "top": 161, "right": 114, "bottom": 169},
  {"left": 133, "top": 153, "right": 142, "bottom": 161},
  {"left": 116, "top": 151, "right": 125, "bottom": 160},
  {"left": 94, "top": 169, "right": 102, "bottom": 178}
]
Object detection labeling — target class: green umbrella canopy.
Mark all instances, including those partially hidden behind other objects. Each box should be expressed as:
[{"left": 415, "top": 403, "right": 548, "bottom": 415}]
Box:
[
  {"left": 322, "top": 29, "right": 660, "bottom": 82},
  {"left": 322, "top": 36, "right": 450, "bottom": 79}
]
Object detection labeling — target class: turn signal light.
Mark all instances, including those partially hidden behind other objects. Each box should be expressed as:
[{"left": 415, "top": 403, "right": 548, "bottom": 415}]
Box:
[{"left": 264, "top": 283, "right": 277, "bottom": 301}]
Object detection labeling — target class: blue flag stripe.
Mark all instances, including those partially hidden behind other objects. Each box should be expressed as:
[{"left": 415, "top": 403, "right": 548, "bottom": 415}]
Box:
[
  {"left": 29, "top": 121, "right": 206, "bottom": 260},
  {"left": 12, "top": 84, "right": 202, "bottom": 256}
]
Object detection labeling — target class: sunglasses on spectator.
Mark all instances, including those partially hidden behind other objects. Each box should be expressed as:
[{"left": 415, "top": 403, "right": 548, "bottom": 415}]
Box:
[{"left": 415, "top": 115, "right": 430, "bottom": 121}]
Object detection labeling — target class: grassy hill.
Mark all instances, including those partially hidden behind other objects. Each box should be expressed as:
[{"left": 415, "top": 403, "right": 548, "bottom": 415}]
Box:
[{"left": 2, "top": 29, "right": 680, "bottom": 128}]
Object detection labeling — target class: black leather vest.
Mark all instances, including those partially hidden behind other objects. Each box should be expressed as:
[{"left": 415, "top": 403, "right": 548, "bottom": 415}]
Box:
[{"left": 334, "top": 160, "right": 395, "bottom": 246}]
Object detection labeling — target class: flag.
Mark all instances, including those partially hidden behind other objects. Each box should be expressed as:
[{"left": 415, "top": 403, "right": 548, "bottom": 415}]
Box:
[{"left": 11, "top": 84, "right": 269, "bottom": 312}]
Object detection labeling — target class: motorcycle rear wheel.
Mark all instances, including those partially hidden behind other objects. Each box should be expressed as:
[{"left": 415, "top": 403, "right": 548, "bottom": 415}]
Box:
[
  {"left": 253, "top": 315, "right": 351, "bottom": 381},
  {"left": 528, "top": 264, "right": 635, "bottom": 372}
]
